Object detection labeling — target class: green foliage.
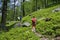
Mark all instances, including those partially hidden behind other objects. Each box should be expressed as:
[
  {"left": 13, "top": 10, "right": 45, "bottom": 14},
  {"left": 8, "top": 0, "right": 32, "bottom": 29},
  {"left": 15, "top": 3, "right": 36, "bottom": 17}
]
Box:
[
  {"left": 6, "top": 21, "right": 19, "bottom": 27},
  {"left": 22, "top": 5, "right": 60, "bottom": 37},
  {"left": 7, "top": 9, "right": 14, "bottom": 21},
  {"left": 0, "top": 27, "right": 40, "bottom": 40},
  {"left": 7, "top": 7, "right": 21, "bottom": 21},
  {"left": 24, "top": 1, "right": 33, "bottom": 15}
]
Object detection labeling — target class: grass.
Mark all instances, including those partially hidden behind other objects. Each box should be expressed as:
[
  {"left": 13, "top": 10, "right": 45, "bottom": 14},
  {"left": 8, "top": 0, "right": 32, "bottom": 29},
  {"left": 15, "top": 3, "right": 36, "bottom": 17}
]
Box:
[
  {"left": 6, "top": 21, "right": 19, "bottom": 27},
  {"left": 5, "top": 21, "right": 20, "bottom": 30},
  {"left": 22, "top": 4, "right": 60, "bottom": 37},
  {"left": 0, "top": 4, "right": 60, "bottom": 40},
  {"left": 0, "top": 27, "right": 40, "bottom": 40}
]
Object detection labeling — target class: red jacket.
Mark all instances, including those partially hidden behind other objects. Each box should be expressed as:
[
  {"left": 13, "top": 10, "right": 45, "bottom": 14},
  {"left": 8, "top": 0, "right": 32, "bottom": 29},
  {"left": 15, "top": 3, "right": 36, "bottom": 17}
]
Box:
[{"left": 32, "top": 18, "right": 36, "bottom": 23}]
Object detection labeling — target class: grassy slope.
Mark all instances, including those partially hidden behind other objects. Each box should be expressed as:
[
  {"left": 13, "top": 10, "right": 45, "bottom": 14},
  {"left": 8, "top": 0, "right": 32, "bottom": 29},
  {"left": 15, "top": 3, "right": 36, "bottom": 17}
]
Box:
[
  {"left": 6, "top": 21, "right": 19, "bottom": 26},
  {"left": 22, "top": 4, "right": 60, "bottom": 36},
  {"left": 0, "top": 27, "right": 40, "bottom": 40},
  {"left": 0, "top": 5, "right": 60, "bottom": 40}
]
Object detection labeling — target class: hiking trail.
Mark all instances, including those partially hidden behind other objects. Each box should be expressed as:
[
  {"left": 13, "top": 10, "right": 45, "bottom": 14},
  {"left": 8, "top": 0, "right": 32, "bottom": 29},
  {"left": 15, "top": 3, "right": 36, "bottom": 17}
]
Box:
[{"left": 34, "top": 31, "right": 54, "bottom": 40}]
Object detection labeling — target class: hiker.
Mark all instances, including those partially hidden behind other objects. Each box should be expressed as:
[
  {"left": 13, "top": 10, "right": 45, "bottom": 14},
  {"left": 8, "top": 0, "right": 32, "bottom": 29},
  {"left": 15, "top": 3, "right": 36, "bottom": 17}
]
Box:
[
  {"left": 20, "top": 15, "right": 22, "bottom": 22},
  {"left": 32, "top": 16, "right": 37, "bottom": 32}
]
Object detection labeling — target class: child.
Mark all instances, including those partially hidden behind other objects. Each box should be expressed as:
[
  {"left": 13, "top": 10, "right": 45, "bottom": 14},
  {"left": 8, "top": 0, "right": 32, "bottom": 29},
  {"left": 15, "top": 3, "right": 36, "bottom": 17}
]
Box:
[{"left": 32, "top": 16, "right": 36, "bottom": 32}]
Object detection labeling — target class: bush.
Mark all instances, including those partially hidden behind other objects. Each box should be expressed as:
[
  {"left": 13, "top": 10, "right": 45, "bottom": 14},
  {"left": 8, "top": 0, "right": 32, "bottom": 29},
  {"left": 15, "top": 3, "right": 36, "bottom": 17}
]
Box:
[{"left": 0, "top": 27, "right": 40, "bottom": 40}]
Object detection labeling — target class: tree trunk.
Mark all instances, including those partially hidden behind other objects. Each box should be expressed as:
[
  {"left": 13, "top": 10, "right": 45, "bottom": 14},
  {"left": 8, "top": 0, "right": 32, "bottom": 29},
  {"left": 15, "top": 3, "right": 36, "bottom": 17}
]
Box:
[
  {"left": 13, "top": 0, "right": 16, "bottom": 20},
  {"left": 1, "top": 0, "right": 8, "bottom": 31},
  {"left": 22, "top": 0, "right": 25, "bottom": 17},
  {"left": 44, "top": 0, "right": 48, "bottom": 8}
]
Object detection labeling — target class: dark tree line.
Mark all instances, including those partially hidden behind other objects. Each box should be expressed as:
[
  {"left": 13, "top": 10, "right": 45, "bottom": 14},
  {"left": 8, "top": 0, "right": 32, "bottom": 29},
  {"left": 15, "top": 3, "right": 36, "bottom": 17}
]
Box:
[{"left": 0, "top": 0, "right": 8, "bottom": 31}]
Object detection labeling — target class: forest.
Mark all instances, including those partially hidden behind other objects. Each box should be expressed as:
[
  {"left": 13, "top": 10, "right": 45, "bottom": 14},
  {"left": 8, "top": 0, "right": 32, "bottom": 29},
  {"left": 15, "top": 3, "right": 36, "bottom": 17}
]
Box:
[{"left": 0, "top": 0, "right": 60, "bottom": 40}]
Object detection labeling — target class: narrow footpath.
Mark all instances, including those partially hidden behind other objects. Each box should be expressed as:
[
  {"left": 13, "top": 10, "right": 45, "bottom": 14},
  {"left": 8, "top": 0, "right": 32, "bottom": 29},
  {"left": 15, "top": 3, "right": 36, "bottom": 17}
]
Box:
[{"left": 34, "top": 32, "right": 54, "bottom": 40}]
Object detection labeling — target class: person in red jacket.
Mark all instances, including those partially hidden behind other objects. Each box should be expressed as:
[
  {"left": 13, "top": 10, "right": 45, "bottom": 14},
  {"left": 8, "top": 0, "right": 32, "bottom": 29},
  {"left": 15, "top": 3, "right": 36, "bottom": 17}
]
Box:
[{"left": 32, "top": 16, "right": 36, "bottom": 32}]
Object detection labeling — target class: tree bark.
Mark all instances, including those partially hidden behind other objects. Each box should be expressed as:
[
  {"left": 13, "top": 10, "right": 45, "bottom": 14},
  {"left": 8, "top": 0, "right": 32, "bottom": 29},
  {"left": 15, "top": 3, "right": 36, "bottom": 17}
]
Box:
[
  {"left": 1, "top": 0, "right": 8, "bottom": 31},
  {"left": 44, "top": 0, "right": 48, "bottom": 8},
  {"left": 22, "top": 0, "right": 25, "bottom": 17},
  {"left": 13, "top": 0, "right": 17, "bottom": 20}
]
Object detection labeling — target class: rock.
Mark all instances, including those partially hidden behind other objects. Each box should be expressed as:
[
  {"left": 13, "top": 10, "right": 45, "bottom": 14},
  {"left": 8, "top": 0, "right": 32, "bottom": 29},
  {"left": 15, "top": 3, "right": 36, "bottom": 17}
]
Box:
[
  {"left": 41, "top": 37, "right": 49, "bottom": 40},
  {"left": 13, "top": 22, "right": 21, "bottom": 27},
  {"left": 16, "top": 23, "right": 21, "bottom": 27},
  {"left": 55, "top": 35, "right": 60, "bottom": 40},
  {"left": 22, "top": 22, "right": 30, "bottom": 27},
  {"left": 55, "top": 37, "right": 60, "bottom": 40},
  {"left": 45, "top": 18, "right": 52, "bottom": 22},
  {"left": 52, "top": 8, "right": 60, "bottom": 12}
]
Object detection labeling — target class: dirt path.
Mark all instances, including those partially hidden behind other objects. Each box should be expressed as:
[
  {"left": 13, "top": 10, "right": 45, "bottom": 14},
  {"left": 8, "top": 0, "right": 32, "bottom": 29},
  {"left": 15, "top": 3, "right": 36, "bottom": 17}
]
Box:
[
  {"left": 34, "top": 17, "right": 55, "bottom": 40},
  {"left": 35, "top": 32, "right": 49, "bottom": 40},
  {"left": 34, "top": 32, "right": 55, "bottom": 40}
]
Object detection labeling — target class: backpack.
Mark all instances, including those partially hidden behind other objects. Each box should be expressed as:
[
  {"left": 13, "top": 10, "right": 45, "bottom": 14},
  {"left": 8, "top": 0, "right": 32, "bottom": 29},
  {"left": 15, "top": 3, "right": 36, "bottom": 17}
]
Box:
[{"left": 32, "top": 18, "right": 36, "bottom": 23}]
